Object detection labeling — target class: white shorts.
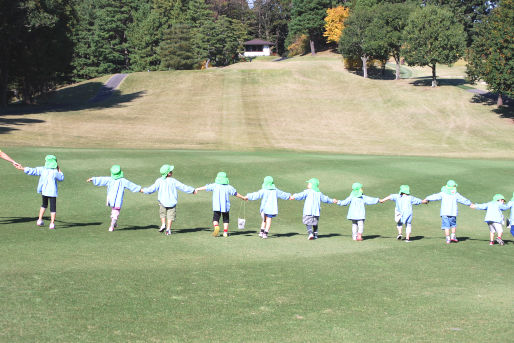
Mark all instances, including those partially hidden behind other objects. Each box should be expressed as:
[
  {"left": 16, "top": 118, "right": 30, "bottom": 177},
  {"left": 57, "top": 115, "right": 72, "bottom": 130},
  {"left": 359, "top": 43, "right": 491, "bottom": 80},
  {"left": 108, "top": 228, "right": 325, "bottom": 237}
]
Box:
[{"left": 487, "top": 222, "right": 503, "bottom": 234}]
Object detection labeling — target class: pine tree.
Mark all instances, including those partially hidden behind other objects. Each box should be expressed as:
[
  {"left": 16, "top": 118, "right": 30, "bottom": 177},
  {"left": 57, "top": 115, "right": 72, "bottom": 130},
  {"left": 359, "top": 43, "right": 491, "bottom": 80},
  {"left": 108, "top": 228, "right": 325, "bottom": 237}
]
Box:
[
  {"left": 288, "top": 0, "right": 332, "bottom": 55},
  {"left": 159, "top": 23, "right": 199, "bottom": 70}
]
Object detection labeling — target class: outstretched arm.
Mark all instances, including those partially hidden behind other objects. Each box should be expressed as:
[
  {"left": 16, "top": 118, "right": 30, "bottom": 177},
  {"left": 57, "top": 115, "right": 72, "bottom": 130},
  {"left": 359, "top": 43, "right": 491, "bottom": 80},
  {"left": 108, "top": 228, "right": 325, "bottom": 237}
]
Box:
[
  {"left": 0, "top": 150, "right": 20, "bottom": 167},
  {"left": 379, "top": 195, "right": 392, "bottom": 203},
  {"left": 235, "top": 193, "right": 246, "bottom": 200},
  {"left": 195, "top": 186, "right": 207, "bottom": 192}
]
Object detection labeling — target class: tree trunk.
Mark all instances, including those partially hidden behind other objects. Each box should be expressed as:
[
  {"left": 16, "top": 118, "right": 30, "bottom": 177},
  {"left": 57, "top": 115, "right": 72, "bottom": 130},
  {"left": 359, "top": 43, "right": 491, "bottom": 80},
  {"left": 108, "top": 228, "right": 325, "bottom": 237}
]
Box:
[
  {"left": 497, "top": 93, "right": 503, "bottom": 106},
  {"left": 394, "top": 55, "right": 401, "bottom": 80},
  {"left": 431, "top": 64, "right": 437, "bottom": 87},
  {"left": 361, "top": 56, "right": 368, "bottom": 78},
  {"left": 309, "top": 40, "right": 316, "bottom": 55}
]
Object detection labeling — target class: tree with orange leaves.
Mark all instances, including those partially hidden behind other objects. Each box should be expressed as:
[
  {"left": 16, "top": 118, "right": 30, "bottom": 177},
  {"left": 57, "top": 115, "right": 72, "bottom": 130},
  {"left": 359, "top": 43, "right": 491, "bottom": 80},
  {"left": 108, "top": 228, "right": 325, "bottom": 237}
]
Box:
[{"left": 323, "top": 6, "right": 349, "bottom": 44}]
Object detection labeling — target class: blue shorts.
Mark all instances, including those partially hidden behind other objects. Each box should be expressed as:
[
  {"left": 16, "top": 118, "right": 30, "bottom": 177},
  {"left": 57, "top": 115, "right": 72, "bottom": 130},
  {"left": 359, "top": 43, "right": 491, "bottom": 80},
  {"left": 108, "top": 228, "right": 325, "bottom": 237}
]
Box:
[
  {"left": 441, "top": 216, "right": 457, "bottom": 229},
  {"left": 510, "top": 225, "right": 514, "bottom": 237},
  {"left": 261, "top": 213, "right": 276, "bottom": 219}
]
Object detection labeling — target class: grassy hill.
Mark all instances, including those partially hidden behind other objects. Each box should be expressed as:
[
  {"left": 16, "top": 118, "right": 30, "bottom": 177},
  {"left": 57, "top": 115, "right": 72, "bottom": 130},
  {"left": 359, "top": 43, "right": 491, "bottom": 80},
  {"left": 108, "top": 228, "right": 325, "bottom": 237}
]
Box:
[{"left": 0, "top": 55, "right": 512, "bottom": 158}]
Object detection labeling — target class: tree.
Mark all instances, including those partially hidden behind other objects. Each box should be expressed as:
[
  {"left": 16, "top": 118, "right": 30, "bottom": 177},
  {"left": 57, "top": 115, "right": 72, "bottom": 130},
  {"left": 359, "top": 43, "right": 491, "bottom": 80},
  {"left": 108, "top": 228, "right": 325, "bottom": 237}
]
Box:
[
  {"left": 367, "top": 2, "right": 414, "bottom": 80},
  {"left": 288, "top": 0, "right": 332, "bottom": 55},
  {"left": 251, "top": 0, "right": 291, "bottom": 56},
  {"left": 338, "top": 6, "right": 377, "bottom": 78},
  {"left": 402, "top": 5, "right": 466, "bottom": 87},
  {"left": 159, "top": 23, "right": 198, "bottom": 70},
  {"left": 467, "top": 0, "right": 513, "bottom": 106},
  {"left": 323, "top": 5, "right": 350, "bottom": 44},
  {"left": 127, "top": 2, "right": 162, "bottom": 71}
]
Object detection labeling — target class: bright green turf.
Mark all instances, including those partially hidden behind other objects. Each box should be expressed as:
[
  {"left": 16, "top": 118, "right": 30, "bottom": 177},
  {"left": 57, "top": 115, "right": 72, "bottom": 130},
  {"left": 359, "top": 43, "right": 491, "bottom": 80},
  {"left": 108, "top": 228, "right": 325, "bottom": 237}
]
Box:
[{"left": 1, "top": 148, "right": 513, "bottom": 342}]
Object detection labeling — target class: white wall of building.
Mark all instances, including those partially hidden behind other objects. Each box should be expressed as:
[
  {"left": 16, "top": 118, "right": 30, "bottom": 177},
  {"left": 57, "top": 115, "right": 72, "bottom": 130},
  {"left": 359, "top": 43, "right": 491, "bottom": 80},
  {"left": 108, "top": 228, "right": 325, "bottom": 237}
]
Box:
[{"left": 243, "top": 45, "right": 271, "bottom": 57}]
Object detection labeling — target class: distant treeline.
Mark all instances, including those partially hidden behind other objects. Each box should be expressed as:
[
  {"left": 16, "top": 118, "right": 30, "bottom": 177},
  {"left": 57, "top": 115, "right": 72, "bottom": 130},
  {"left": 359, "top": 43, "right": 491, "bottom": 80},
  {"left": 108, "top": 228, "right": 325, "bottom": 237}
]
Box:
[{"left": 0, "top": 0, "right": 511, "bottom": 106}]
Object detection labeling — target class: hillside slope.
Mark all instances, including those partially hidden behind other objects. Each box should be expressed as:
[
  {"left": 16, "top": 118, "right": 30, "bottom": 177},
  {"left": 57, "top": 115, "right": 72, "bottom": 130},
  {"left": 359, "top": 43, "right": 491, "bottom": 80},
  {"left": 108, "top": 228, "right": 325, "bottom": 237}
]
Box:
[{"left": 0, "top": 56, "right": 512, "bottom": 158}]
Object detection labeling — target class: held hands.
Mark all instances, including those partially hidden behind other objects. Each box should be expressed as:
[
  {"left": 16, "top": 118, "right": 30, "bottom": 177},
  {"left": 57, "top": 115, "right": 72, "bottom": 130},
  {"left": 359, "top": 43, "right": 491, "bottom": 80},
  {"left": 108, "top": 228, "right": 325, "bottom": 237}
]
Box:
[
  {"left": 193, "top": 189, "right": 198, "bottom": 195},
  {"left": 379, "top": 199, "right": 385, "bottom": 203},
  {"left": 289, "top": 196, "right": 295, "bottom": 200},
  {"left": 15, "top": 164, "right": 24, "bottom": 170},
  {"left": 332, "top": 199, "right": 338, "bottom": 204},
  {"left": 470, "top": 203, "right": 476, "bottom": 209},
  {"left": 422, "top": 199, "right": 429, "bottom": 204},
  {"left": 86, "top": 178, "right": 92, "bottom": 182}
]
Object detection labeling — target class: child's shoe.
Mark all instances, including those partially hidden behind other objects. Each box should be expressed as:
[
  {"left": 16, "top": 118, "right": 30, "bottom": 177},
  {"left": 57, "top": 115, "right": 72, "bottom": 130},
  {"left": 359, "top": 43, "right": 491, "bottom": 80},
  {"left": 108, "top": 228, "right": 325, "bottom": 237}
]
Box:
[
  {"left": 450, "top": 236, "right": 458, "bottom": 242},
  {"left": 37, "top": 219, "right": 44, "bottom": 226},
  {"left": 404, "top": 239, "right": 411, "bottom": 243},
  {"left": 108, "top": 226, "right": 115, "bottom": 232},
  {"left": 489, "top": 241, "right": 494, "bottom": 246},
  {"left": 495, "top": 237, "right": 504, "bottom": 246},
  {"left": 165, "top": 229, "right": 171, "bottom": 236},
  {"left": 314, "top": 232, "right": 318, "bottom": 239},
  {"left": 446, "top": 237, "right": 451, "bottom": 244},
  {"left": 212, "top": 226, "right": 220, "bottom": 237},
  {"left": 223, "top": 231, "right": 228, "bottom": 237},
  {"left": 258, "top": 231, "right": 264, "bottom": 238},
  {"left": 262, "top": 232, "right": 268, "bottom": 239},
  {"left": 308, "top": 233, "right": 314, "bottom": 240},
  {"left": 352, "top": 235, "right": 357, "bottom": 241},
  {"left": 49, "top": 223, "right": 55, "bottom": 230},
  {"left": 396, "top": 234, "right": 402, "bottom": 240},
  {"left": 356, "top": 234, "right": 363, "bottom": 241},
  {"left": 159, "top": 225, "right": 166, "bottom": 233}
]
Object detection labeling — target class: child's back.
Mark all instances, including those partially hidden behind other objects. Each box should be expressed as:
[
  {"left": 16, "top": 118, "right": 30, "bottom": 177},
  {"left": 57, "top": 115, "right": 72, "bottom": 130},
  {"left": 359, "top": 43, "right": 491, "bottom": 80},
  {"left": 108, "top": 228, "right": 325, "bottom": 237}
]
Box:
[
  {"left": 25, "top": 166, "right": 64, "bottom": 197},
  {"left": 206, "top": 183, "right": 237, "bottom": 212}
]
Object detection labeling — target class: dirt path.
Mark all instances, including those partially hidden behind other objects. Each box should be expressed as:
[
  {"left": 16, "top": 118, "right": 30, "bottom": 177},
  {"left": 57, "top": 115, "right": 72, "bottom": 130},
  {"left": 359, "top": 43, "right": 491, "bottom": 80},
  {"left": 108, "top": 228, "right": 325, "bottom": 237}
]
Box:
[{"left": 89, "top": 74, "right": 128, "bottom": 103}]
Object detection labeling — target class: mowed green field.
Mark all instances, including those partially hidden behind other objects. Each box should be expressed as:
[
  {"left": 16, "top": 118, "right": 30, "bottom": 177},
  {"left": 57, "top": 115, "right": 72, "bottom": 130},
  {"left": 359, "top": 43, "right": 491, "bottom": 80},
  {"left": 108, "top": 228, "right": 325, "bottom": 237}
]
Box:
[{"left": 1, "top": 147, "right": 513, "bottom": 342}]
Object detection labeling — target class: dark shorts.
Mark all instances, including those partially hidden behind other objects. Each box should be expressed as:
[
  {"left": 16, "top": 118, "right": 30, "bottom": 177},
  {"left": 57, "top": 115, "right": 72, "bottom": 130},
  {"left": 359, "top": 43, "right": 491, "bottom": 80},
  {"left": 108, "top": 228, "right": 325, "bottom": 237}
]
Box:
[
  {"left": 41, "top": 195, "right": 57, "bottom": 212},
  {"left": 213, "top": 211, "right": 230, "bottom": 224}
]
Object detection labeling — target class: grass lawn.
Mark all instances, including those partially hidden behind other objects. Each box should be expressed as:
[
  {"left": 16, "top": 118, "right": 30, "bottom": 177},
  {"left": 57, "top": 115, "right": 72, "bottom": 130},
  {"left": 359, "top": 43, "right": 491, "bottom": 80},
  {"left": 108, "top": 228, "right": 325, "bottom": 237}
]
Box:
[
  {"left": 0, "top": 56, "right": 512, "bottom": 158},
  {"left": 1, "top": 148, "right": 513, "bottom": 342}
]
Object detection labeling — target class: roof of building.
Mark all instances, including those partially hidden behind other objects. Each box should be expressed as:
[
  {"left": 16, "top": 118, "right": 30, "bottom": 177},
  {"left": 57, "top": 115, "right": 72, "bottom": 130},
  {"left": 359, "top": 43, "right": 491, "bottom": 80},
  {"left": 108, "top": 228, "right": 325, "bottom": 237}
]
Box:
[{"left": 243, "top": 39, "right": 275, "bottom": 46}]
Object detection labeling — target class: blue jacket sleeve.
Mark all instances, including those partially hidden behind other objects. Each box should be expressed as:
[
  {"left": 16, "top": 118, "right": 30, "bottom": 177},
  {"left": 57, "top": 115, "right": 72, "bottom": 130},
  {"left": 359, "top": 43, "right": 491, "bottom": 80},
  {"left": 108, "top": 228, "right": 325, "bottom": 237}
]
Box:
[
  {"left": 474, "top": 203, "right": 488, "bottom": 210},
  {"left": 411, "top": 196, "right": 423, "bottom": 205},
  {"left": 320, "top": 193, "right": 334, "bottom": 204},
  {"left": 276, "top": 189, "right": 292, "bottom": 200},
  {"left": 142, "top": 180, "right": 159, "bottom": 194},
  {"left": 24, "top": 167, "right": 42, "bottom": 176},
  {"left": 205, "top": 184, "right": 214, "bottom": 192},
  {"left": 175, "top": 180, "right": 195, "bottom": 194},
  {"left": 124, "top": 179, "right": 142, "bottom": 193},
  {"left": 229, "top": 186, "right": 237, "bottom": 196},
  {"left": 363, "top": 195, "right": 379, "bottom": 205},
  {"left": 56, "top": 171, "right": 64, "bottom": 182},
  {"left": 92, "top": 177, "right": 111, "bottom": 187},
  {"left": 425, "top": 193, "right": 442, "bottom": 201},
  {"left": 456, "top": 194, "right": 472, "bottom": 206},
  {"left": 337, "top": 196, "right": 352, "bottom": 206},
  {"left": 292, "top": 190, "right": 308, "bottom": 201},
  {"left": 499, "top": 204, "right": 510, "bottom": 211},
  {"left": 246, "top": 190, "right": 263, "bottom": 201}
]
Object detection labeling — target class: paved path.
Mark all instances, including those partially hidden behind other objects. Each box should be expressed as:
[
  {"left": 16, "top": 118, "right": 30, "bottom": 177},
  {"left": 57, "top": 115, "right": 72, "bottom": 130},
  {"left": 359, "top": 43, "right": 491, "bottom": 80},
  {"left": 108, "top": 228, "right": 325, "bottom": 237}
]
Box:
[{"left": 89, "top": 73, "right": 128, "bottom": 103}]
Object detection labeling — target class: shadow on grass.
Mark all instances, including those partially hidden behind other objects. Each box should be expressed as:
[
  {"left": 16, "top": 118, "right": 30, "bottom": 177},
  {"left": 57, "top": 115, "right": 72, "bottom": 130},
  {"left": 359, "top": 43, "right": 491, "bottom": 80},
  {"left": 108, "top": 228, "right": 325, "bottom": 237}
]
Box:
[
  {"left": 409, "top": 77, "right": 470, "bottom": 87},
  {"left": 0, "top": 217, "right": 102, "bottom": 228},
  {"left": 408, "top": 235, "right": 424, "bottom": 241},
  {"left": 228, "top": 230, "right": 254, "bottom": 237},
  {"left": 120, "top": 224, "right": 159, "bottom": 231},
  {"left": 0, "top": 117, "right": 45, "bottom": 134},
  {"left": 470, "top": 94, "right": 513, "bottom": 119},
  {"left": 0, "top": 81, "right": 145, "bottom": 117},
  {"left": 174, "top": 227, "right": 211, "bottom": 234},
  {"left": 317, "top": 233, "right": 342, "bottom": 238},
  {"left": 273, "top": 232, "right": 300, "bottom": 238},
  {"left": 363, "top": 234, "right": 382, "bottom": 240}
]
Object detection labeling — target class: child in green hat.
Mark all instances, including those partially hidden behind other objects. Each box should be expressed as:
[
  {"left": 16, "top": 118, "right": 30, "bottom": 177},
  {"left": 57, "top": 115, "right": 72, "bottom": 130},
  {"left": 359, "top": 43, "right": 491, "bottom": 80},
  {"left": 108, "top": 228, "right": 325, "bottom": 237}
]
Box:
[
  {"left": 245, "top": 176, "right": 291, "bottom": 239},
  {"left": 17, "top": 155, "right": 64, "bottom": 229},
  {"left": 337, "top": 182, "right": 380, "bottom": 241},
  {"left": 507, "top": 192, "right": 514, "bottom": 238},
  {"left": 87, "top": 165, "right": 142, "bottom": 231},
  {"left": 195, "top": 172, "right": 246, "bottom": 237},
  {"left": 380, "top": 185, "right": 427, "bottom": 242},
  {"left": 423, "top": 180, "right": 473, "bottom": 244},
  {"left": 290, "top": 178, "right": 337, "bottom": 240},
  {"left": 470, "top": 194, "right": 509, "bottom": 245},
  {"left": 141, "top": 164, "right": 197, "bottom": 235}
]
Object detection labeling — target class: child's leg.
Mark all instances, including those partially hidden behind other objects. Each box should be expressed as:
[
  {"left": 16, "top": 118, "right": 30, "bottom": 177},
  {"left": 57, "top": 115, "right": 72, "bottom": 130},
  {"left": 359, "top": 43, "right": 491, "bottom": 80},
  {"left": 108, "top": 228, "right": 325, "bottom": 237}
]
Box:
[
  {"left": 159, "top": 204, "right": 166, "bottom": 231},
  {"left": 405, "top": 223, "right": 412, "bottom": 240},
  {"left": 305, "top": 225, "right": 313, "bottom": 235},
  {"left": 351, "top": 220, "right": 358, "bottom": 240},
  {"left": 110, "top": 208, "right": 120, "bottom": 230},
  {"left": 39, "top": 195, "right": 48, "bottom": 222},
  {"left": 166, "top": 207, "right": 176, "bottom": 234},
  {"left": 222, "top": 212, "right": 229, "bottom": 236},
  {"left": 397, "top": 224, "right": 403, "bottom": 236},
  {"left": 356, "top": 220, "right": 364, "bottom": 240},
  {"left": 450, "top": 217, "right": 458, "bottom": 241},
  {"left": 493, "top": 223, "right": 504, "bottom": 244},
  {"left": 264, "top": 216, "right": 272, "bottom": 232},
  {"left": 259, "top": 212, "right": 266, "bottom": 237},
  {"left": 49, "top": 197, "right": 57, "bottom": 224},
  {"left": 313, "top": 224, "right": 318, "bottom": 236}
]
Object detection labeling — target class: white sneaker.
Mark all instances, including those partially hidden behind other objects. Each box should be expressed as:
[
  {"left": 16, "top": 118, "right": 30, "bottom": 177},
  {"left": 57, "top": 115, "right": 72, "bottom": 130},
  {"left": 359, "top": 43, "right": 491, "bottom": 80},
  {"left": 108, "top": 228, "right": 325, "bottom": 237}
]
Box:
[
  {"left": 404, "top": 239, "right": 411, "bottom": 243},
  {"left": 223, "top": 232, "right": 228, "bottom": 237},
  {"left": 159, "top": 225, "right": 166, "bottom": 233},
  {"left": 397, "top": 234, "right": 402, "bottom": 240},
  {"left": 258, "top": 231, "right": 264, "bottom": 238},
  {"left": 262, "top": 232, "right": 268, "bottom": 239},
  {"left": 37, "top": 219, "right": 44, "bottom": 226},
  {"left": 49, "top": 223, "right": 55, "bottom": 229},
  {"left": 108, "top": 226, "right": 115, "bottom": 232},
  {"left": 165, "top": 229, "right": 171, "bottom": 236},
  {"left": 308, "top": 233, "right": 314, "bottom": 240}
]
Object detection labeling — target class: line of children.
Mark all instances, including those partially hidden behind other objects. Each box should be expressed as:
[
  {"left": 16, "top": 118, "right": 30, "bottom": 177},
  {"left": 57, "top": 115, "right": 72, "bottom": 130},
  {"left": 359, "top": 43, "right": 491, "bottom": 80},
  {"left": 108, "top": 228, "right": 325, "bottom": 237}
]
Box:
[{"left": 12, "top": 157, "right": 514, "bottom": 245}]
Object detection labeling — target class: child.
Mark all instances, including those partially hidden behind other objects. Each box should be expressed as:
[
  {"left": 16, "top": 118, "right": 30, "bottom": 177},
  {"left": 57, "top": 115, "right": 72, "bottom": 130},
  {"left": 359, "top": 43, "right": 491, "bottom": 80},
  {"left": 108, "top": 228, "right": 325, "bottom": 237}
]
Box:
[
  {"left": 337, "top": 182, "right": 380, "bottom": 241},
  {"left": 195, "top": 172, "right": 245, "bottom": 237},
  {"left": 290, "top": 178, "right": 337, "bottom": 240},
  {"left": 380, "top": 185, "right": 426, "bottom": 242},
  {"left": 17, "top": 155, "right": 64, "bottom": 229},
  {"left": 471, "top": 194, "right": 509, "bottom": 246},
  {"left": 245, "top": 176, "right": 291, "bottom": 239},
  {"left": 141, "top": 164, "right": 196, "bottom": 235},
  {"left": 423, "top": 180, "right": 473, "bottom": 244},
  {"left": 87, "top": 165, "right": 141, "bottom": 231}
]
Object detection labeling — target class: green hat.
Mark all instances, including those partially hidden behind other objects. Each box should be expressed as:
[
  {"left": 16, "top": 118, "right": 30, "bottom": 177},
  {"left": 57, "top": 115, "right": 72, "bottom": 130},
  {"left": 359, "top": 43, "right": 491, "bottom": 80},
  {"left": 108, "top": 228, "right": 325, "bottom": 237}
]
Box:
[
  {"left": 262, "top": 176, "right": 276, "bottom": 190},
  {"left": 215, "top": 172, "right": 229, "bottom": 185},
  {"left": 306, "top": 178, "right": 320, "bottom": 192},
  {"left": 110, "top": 165, "right": 124, "bottom": 180},
  {"left": 351, "top": 182, "right": 363, "bottom": 197},
  {"left": 44, "top": 155, "right": 57, "bottom": 169},
  {"left": 443, "top": 180, "right": 457, "bottom": 195},
  {"left": 399, "top": 185, "right": 410, "bottom": 195},
  {"left": 160, "top": 164, "right": 174, "bottom": 179},
  {"left": 493, "top": 194, "right": 505, "bottom": 202}
]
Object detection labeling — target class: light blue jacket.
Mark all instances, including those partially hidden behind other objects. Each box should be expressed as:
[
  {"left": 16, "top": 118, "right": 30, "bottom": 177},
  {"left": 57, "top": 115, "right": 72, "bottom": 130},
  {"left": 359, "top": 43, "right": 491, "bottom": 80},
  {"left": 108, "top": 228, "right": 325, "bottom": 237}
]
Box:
[
  {"left": 425, "top": 192, "right": 471, "bottom": 217},
  {"left": 246, "top": 188, "right": 291, "bottom": 216},
  {"left": 205, "top": 183, "right": 238, "bottom": 212},
  {"left": 24, "top": 167, "right": 64, "bottom": 197},
  {"left": 292, "top": 189, "right": 334, "bottom": 217},
  {"left": 388, "top": 194, "right": 423, "bottom": 224},
  {"left": 92, "top": 177, "right": 141, "bottom": 209},
  {"left": 142, "top": 177, "right": 195, "bottom": 208},
  {"left": 474, "top": 201, "right": 509, "bottom": 223},
  {"left": 508, "top": 201, "right": 514, "bottom": 224},
  {"left": 337, "top": 195, "right": 379, "bottom": 220}
]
